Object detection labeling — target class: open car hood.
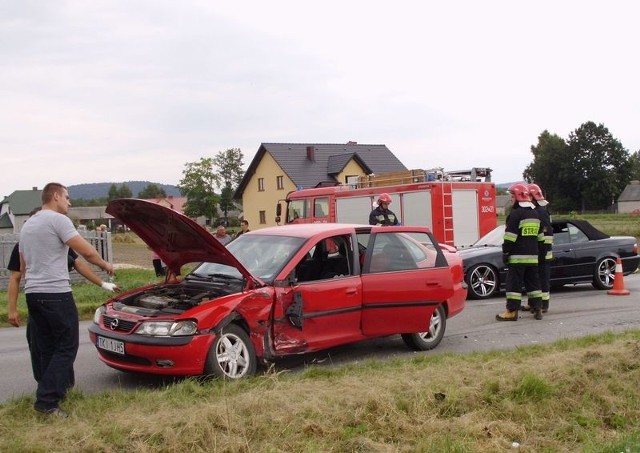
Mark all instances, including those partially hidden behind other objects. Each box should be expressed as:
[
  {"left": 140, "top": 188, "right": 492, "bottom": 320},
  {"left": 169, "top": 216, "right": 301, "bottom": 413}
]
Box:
[{"left": 106, "top": 199, "right": 254, "bottom": 281}]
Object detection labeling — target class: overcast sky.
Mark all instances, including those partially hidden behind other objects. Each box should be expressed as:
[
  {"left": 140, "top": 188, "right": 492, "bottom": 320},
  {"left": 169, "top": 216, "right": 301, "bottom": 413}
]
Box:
[{"left": 2, "top": 1, "right": 639, "bottom": 198}]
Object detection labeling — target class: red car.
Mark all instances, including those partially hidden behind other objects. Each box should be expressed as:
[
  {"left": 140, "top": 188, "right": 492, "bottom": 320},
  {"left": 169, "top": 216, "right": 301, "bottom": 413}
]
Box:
[{"left": 89, "top": 199, "right": 467, "bottom": 379}]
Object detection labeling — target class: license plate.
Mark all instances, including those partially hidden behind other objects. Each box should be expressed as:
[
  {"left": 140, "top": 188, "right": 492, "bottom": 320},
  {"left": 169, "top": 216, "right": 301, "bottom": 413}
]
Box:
[{"left": 97, "top": 336, "right": 125, "bottom": 355}]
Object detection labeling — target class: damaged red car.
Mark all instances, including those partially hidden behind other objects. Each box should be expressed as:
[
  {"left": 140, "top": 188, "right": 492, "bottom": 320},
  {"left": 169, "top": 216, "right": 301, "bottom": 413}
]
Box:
[{"left": 89, "top": 199, "right": 466, "bottom": 379}]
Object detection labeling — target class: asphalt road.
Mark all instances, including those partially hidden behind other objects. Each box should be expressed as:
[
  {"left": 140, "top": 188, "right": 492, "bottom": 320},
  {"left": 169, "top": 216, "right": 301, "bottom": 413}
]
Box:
[{"left": 2, "top": 274, "right": 640, "bottom": 404}]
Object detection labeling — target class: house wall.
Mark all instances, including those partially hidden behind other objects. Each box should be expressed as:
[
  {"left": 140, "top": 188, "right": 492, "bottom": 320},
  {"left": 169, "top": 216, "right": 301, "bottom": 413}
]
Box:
[
  {"left": 335, "top": 159, "right": 367, "bottom": 186},
  {"left": 617, "top": 201, "right": 640, "bottom": 214},
  {"left": 241, "top": 152, "right": 298, "bottom": 229}
]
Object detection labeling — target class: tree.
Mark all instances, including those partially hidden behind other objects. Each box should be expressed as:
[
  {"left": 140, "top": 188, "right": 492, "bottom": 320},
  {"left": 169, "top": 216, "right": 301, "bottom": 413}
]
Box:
[
  {"left": 523, "top": 131, "right": 573, "bottom": 211},
  {"left": 178, "top": 157, "right": 220, "bottom": 221},
  {"left": 629, "top": 150, "right": 640, "bottom": 181},
  {"left": 524, "top": 122, "right": 632, "bottom": 212},
  {"left": 138, "top": 183, "right": 167, "bottom": 199},
  {"left": 107, "top": 183, "right": 132, "bottom": 201},
  {"left": 212, "top": 148, "right": 245, "bottom": 222},
  {"left": 566, "top": 122, "right": 631, "bottom": 211}
]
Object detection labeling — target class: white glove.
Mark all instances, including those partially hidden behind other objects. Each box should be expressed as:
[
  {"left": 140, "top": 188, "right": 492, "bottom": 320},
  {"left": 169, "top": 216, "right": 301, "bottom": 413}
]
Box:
[{"left": 101, "top": 282, "right": 119, "bottom": 292}]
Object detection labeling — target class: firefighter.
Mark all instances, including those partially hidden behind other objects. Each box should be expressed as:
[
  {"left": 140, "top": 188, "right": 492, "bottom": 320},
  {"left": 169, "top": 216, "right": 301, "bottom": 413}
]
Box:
[
  {"left": 522, "top": 183, "right": 553, "bottom": 313},
  {"left": 369, "top": 193, "right": 399, "bottom": 226},
  {"left": 496, "top": 183, "right": 544, "bottom": 321}
]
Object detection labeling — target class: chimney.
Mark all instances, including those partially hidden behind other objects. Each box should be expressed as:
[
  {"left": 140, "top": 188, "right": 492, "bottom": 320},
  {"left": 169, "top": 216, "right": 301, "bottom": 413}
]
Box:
[
  {"left": 33, "top": 187, "right": 38, "bottom": 191},
  {"left": 306, "top": 146, "right": 315, "bottom": 161}
]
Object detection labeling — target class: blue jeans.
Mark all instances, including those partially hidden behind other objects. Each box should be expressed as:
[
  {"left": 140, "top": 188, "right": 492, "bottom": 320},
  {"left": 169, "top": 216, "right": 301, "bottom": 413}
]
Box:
[{"left": 26, "top": 292, "right": 79, "bottom": 410}]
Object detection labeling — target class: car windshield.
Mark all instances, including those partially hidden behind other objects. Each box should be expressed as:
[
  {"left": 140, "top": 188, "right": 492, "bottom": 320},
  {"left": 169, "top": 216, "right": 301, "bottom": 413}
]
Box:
[
  {"left": 190, "top": 234, "right": 306, "bottom": 283},
  {"left": 472, "top": 225, "right": 505, "bottom": 247}
]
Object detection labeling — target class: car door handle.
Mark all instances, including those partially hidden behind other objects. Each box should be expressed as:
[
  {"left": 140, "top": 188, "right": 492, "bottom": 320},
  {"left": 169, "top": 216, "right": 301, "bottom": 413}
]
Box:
[
  {"left": 426, "top": 282, "right": 440, "bottom": 287},
  {"left": 345, "top": 288, "right": 358, "bottom": 295}
]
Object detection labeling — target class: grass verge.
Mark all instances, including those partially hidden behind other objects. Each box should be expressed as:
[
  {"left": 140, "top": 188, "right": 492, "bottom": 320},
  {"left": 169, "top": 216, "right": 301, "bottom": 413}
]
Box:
[{"left": 1, "top": 330, "right": 639, "bottom": 451}]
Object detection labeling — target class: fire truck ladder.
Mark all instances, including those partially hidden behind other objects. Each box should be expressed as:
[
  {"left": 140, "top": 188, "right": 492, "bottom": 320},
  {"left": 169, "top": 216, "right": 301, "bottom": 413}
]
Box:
[{"left": 442, "top": 180, "right": 454, "bottom": 246}]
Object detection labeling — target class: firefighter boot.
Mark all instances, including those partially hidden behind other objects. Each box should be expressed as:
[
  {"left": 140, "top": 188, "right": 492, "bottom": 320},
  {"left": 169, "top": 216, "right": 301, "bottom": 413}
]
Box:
[
  {"left": 520, "top": 304, "right": 533, "bottom": 312},
  {"left": 496, "top": 310, "right": 518, "bottom": 321},
  {"left": 542, "top": 300, "right": 549, "bottom": 313},
  {"left": 534, "top": 308, "right": 543, "bottom": 320}
]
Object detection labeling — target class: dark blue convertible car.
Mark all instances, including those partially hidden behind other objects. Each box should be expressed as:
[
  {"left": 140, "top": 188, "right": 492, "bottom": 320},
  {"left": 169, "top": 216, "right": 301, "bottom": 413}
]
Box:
[{"left": 459, "top": 219, "right": 640, "bottom": 299}]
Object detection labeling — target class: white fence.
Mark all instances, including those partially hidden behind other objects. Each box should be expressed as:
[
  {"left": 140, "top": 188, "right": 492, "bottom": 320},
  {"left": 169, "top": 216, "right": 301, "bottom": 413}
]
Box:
[{"left": 0, "top": 232, "right": 112, "bottom": 290}]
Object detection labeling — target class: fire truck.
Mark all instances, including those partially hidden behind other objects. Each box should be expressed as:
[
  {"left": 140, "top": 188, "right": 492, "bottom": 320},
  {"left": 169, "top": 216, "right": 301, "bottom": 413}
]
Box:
[{"left": 276, "top": 167, "right": 496, "bottom": 248}]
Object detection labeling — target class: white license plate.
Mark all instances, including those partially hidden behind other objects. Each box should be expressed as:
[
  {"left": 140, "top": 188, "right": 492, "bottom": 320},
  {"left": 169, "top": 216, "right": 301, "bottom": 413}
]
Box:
[{"left": 97, "top": 336, "right": 125, "bottom": 355}]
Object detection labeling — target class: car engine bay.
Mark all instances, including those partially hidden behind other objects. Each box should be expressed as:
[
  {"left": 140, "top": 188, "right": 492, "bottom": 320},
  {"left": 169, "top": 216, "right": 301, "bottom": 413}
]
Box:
[{"left": 111, "top": 283, "right": 232, "bottom": 316}]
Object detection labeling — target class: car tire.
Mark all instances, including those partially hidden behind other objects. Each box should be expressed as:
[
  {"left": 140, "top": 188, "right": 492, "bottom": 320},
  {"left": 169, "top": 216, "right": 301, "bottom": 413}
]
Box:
[
  {"left": 466, "top": 263, "right": 499, "bottom": 299},
  {"left": 401, "top": 304, "right": 446, "bottom": 351},
  {"left": 205, "top": 324, "right": 257, "bottom": 379},
  {"left": 592, "top": 257, "right": 617, "bottom": 290}
]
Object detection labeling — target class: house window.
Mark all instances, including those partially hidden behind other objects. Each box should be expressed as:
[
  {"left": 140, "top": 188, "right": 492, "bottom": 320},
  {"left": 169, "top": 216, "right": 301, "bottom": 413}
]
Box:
[
  {"left": 259, "top": 210, "right": 266, "bottom": 224},
  {"left": 346, "top": 175, "right": 359, "bottom": 189},
  {"left": 258, "top": 178, "right": 265, "bottom": 192},
  {"left": 277, "top": 175, "right": 284, "bottom": 190}
]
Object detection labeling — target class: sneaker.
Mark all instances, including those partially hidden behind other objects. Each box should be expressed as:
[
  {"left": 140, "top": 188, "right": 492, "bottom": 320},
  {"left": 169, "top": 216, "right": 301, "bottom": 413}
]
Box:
[
  {"left": 496, "top": 310, "right": 518, "bottom": 321},
  {"left": 35, "top": 407, "right": 68, "bottom": 418}
]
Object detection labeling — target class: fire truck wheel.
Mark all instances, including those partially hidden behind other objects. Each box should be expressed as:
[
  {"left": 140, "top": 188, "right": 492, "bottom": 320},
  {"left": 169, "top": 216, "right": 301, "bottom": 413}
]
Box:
[
  {"left": 465, "top": 263, "right": 499, "bottom": 299},
  {"left": 401, "top": 305, "right": 446, "bottom": 351},
  {"left": 205, "top": 324, "right": 257, "bottom": 379}
]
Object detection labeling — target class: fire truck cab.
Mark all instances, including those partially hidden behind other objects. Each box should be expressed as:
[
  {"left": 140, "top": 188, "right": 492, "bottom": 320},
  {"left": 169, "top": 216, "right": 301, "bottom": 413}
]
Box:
[{"left": 277, "top": 168, "right": 496, "bottom": 248}]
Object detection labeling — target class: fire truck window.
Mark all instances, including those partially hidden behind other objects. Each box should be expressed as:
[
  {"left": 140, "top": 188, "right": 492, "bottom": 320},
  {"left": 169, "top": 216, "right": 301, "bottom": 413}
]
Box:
[
  {"left": 314, "top": 198, "right": 329, "bottom": 218},
  {"left": 288, "top": 199, "right": 309, "bottom": 221}
]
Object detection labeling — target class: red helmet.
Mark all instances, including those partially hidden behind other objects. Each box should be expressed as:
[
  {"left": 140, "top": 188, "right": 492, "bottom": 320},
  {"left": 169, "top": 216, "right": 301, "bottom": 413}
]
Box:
[
  {"left": 377, "top": 193, "right": 392, "bottom": 204},
  {"left": 527, "top": 183, "right": 546, "bottom": 202},
  {"left": 508, "top": 183, "right": 530, "bottom": 202}
]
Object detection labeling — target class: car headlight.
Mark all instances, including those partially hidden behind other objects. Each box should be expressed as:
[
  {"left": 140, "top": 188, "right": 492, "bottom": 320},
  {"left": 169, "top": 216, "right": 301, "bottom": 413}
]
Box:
[
  {"left": 134, "top": 320, "right": 198, "bottom": 337},
  {"left": 93, "top": 306, "right": 106, "bottom": 324}
]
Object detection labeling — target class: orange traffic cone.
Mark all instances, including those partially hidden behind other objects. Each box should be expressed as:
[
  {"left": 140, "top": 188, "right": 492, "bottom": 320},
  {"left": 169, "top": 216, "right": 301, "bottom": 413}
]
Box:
[{"left": 607, "top": 258, "right": 630, "bottom": 296}]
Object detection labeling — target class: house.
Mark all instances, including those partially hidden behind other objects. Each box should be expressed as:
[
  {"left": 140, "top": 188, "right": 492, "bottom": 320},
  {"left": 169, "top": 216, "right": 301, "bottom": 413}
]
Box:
[
  {"left": 0, "top": 187, "right": 43, "bottom": 234},
  {"left": 616, "top": 180, "right": 640, "bottom": 213},
  {"left": 235, "top": 142, "right": 407, "bottom": 229}
]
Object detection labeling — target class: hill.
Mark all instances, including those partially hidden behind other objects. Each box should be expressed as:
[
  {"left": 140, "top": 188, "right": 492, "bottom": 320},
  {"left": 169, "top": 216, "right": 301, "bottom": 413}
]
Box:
[{"left": 68, "top": 181, "right": 182, "bottom": 200}]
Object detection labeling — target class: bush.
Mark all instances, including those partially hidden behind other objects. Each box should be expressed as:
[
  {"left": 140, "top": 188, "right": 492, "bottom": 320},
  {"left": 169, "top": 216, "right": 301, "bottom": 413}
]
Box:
[{"left": 111, "top": 233, "right": 137, "bottom": 244}]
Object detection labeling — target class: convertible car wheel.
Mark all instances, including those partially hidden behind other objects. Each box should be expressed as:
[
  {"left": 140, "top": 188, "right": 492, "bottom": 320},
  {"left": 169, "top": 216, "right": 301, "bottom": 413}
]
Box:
[
  {"left": 466, "top": 264, "right": 499, "bottom": 299},
  {"left": 205, "top": 324, "right": 257, "bottom": 379},
  {"left": 592, "top": 257, "right": 617, "bottom": 290},
  {"left": 401, "top": 305, "right": 446, "bottom": 351}
]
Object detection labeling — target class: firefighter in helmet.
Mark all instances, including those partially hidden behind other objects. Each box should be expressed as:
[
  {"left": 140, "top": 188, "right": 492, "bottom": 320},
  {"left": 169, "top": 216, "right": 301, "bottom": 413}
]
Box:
[
  {"left": 369, "top": 193, "right": 399, "bottom": 226},
  {"left": 496, "top": 183, "right": 544, "bottom": 321},
  {"left": 522, "top": 183, "right": 553, "bottom": 314}
]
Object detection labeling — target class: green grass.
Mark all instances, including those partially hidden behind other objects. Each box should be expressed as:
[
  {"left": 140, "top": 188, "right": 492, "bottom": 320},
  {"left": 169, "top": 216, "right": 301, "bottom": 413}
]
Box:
[{"left": 0, "top": 268, "right": 158, "bottom": 327}]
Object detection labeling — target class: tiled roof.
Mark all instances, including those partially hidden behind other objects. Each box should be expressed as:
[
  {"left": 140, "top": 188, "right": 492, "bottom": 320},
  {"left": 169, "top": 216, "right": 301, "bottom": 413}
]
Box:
[
  {"left": 618, "top": 181, "right": 640, "bottom": 202},
  {"left": 0, "top": 189, "right": 42, "bottom": 215},
  {"left": 236, "top": 142, "right": 407, "bottom": 197},
  {"left": 0, "top": 212, "right": 12, "bottom": 228}
]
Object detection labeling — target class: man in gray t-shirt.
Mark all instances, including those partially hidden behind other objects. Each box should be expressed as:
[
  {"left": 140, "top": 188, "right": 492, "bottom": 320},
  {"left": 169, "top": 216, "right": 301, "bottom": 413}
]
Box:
[{"left": 19, "top": 182, "right": 115, "bottom": 417}]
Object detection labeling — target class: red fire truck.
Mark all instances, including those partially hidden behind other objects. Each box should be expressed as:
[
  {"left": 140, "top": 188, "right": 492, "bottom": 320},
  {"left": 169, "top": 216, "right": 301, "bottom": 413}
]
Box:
[{"left": 276, "top": 168, "right": 497, "bottom": 248}]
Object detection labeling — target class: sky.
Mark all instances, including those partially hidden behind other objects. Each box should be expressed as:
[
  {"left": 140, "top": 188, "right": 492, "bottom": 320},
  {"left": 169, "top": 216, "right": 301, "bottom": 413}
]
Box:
[{"left": 2, "top": 1, "right": 639, "bottom": 198}]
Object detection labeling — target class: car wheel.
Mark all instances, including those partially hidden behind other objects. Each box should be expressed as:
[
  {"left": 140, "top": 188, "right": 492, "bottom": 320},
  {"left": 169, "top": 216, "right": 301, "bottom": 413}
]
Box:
[
  {"left": 466, "top": 264, "right": 499, "bottom": 299},
  {"left": 401, "top": 304, "right": 446, "bottom": 351},
  {"left": 205, "top": 324, "right": 256, "bottom": 379},
  {"left": 592, "top": 257, "right": 617, "bottom": 290}
]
